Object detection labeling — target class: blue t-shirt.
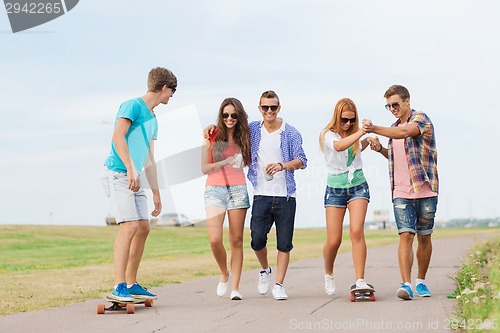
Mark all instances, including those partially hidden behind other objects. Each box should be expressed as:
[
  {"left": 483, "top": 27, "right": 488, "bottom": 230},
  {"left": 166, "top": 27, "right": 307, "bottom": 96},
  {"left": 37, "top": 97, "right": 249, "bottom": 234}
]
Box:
[{"left": 105, "top": 97, "right": 158, "bottom": 174}]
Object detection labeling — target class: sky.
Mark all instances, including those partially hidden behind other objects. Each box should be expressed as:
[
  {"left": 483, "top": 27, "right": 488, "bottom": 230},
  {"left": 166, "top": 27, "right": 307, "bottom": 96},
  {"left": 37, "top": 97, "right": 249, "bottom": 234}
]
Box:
[{"left": 1, "top": 0, "right": 499, "bottom": 227}]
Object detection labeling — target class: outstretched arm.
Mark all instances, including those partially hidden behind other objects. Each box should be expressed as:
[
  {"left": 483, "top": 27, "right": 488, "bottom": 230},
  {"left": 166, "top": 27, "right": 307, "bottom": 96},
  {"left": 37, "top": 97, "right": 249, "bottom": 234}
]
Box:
[
  {"left": 333, "top": 129, "right": 364, "bottom": 152},
  {"left": 362, "top": 119, "right": 420, "bottom": 139}
]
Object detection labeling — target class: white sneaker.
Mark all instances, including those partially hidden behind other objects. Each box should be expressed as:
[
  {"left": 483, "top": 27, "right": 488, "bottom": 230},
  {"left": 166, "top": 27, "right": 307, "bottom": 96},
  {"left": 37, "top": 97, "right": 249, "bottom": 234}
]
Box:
[
  {"left": 216, "top": 272, "right": 230, "bottom": 297},
  {"left": 272, "top": 284, "right": 288, "bottom": 300},
  {"left": 258, "top": 267, "right": 272, "bottom": 295},
  {"left": 355, "top": 279, "right": 370, "bottom": 290},
  {"left": 324, "top": 274, "right": 336, "bottom": 295},
  {"left": 230, "top": 290, "right": 243, "bottom": 300}
]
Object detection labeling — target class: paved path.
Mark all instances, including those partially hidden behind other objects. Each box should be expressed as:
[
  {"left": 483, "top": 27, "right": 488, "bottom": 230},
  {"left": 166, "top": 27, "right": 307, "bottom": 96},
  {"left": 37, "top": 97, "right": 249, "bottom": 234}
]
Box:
[{"left": 0, "top": 235, "right": 489, "bottom": 333}]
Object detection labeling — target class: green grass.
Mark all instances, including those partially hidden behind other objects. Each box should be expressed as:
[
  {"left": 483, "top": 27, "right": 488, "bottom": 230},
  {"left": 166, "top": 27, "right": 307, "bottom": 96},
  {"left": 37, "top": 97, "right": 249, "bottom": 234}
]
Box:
[
  {"left": 449, "top": 237, "right": 500, "bottom": 332},
  {"left": 0, "top": 225, "right": 498, "bottom": 315}
]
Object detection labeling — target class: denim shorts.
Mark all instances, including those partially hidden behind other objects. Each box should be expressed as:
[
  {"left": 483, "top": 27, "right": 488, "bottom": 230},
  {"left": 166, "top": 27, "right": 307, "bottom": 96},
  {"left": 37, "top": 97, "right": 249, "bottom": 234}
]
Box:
[
  {"left": 250, "top": 196, "right": 296, "bottom": 252},
  {"left": 101, "top": 167, "right": 149, "bottom": 223},
  {"left": 204, "top": 185, "right": 250, "bottom": 210},
  {"left": 393, "top": 196, "right": 438, "bottom": 235},
  {"left": 324, "top": 182, "right": 370, "bottom": 208}
]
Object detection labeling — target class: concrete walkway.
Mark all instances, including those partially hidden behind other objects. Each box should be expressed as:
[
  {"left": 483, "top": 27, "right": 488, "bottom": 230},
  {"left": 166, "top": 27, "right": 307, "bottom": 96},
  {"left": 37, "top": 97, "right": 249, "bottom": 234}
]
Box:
[{"left": 0, "top": 235, "right": 488, "bottom": 333}]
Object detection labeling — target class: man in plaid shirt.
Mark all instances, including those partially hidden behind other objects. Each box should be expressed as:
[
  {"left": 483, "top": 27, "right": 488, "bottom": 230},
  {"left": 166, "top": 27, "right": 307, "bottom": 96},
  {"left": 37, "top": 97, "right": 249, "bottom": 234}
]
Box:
[{"left": 362, "top": 85, "right": 438, "bottom": 301}]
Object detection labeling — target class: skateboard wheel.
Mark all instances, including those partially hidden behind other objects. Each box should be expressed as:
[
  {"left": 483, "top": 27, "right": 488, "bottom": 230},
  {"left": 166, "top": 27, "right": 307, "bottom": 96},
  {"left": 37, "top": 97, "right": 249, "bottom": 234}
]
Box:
[
  {"left": 126, "top": 303, "right": 135, "bottom": 314},
  {"left": 144, "top": 299, "right": 153, "bottom": 307},
  {"left": 349, "top": 293, "right": 355, "bottom": 302},
  {"left": 370, "top": 293, "right": 376, "bottom": 301},
  {"left": 96, "top": 304, "right": 105, "bottom": 314}
]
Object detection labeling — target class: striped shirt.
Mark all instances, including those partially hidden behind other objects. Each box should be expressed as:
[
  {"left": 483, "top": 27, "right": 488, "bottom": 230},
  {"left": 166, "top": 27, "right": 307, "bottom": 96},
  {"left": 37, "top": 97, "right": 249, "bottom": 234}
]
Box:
[
  {"left": 387, "top": 109, "right": 439, "bottom": 194},
  {"left": 247, "top": 120, "right": 307, "bottom": 199}
]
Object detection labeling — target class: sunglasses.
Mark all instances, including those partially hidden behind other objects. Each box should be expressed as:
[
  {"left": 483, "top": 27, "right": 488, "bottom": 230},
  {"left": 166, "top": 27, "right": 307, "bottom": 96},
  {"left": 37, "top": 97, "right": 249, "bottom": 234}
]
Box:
[
  {"left": 340, "top": 117, "right": 356, "bottom": 124},
  {"left": 260, "top": 105, "right": 279, "bottom": 112},
  {"left": 222, "top": 113, "right": 238, "bottom": 119},
  {"left": 169, "top": 86, "right": 176, "bottom": 95},
  {"left": 384, "top": 102, "right": 401, "bottom": 110}
]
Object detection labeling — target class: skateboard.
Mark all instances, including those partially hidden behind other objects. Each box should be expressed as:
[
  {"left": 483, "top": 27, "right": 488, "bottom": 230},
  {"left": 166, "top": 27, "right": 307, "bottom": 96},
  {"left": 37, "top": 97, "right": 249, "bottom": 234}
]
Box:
[
  {"left": 350, "top": 284, "right": 376, "bottom": 302},
  {"left": 96, "top": 296, "right": 154, "bottom": 314}
]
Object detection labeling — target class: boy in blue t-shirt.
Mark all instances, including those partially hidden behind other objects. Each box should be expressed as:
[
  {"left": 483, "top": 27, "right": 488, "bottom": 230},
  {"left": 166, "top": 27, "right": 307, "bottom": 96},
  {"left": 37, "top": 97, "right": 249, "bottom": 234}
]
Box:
[{"left": 102, "top": 67, "right": 177, "bottom": 301}]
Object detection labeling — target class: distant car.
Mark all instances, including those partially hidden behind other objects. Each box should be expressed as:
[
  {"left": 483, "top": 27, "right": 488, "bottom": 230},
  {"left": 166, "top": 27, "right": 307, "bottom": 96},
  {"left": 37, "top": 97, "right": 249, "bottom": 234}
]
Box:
[{"left": 157, "top": 213, "right": 194, "bottom": 227}]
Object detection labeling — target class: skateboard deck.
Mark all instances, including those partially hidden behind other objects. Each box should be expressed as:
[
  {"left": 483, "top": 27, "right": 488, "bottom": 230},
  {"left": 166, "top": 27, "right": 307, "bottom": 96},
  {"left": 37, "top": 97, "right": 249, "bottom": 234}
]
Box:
[
  {"left": 350, "top": 284, "right": 376, "bottom": 302},
  {"left": 96, "top": 296, "right": 154, "bottom": 314}
]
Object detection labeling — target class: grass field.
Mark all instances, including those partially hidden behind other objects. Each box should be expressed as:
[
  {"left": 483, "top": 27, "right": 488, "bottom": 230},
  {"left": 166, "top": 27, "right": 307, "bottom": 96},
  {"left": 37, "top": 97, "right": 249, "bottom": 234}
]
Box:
[
  {"left": 0, "top": 225, "right": 497, "bottom": 315},
  {"left": 449, "top": 237, "right": 500, "bottom": 332}
]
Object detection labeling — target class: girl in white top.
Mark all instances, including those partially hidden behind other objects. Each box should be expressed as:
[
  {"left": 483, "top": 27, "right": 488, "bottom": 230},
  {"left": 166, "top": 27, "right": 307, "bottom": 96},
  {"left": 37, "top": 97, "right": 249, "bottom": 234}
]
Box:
[{"left": 319, "top": 98, "right": 378, "bottom": 296}]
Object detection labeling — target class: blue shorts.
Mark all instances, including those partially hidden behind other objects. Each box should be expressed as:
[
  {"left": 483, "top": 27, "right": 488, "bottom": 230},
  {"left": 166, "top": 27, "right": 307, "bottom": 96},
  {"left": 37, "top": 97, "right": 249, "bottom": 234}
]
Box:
[
  {"left": 250, "top": 196, "right": 296, "bottom": 252},
  {"left": 323, "top": 182, "right": 370, "bottom": 208},
  {"left": 393, "top": 196, "right": 438, "bottom": 235},
  {"left": 204, "top": 185, "right": 250, "bottom": 210}
]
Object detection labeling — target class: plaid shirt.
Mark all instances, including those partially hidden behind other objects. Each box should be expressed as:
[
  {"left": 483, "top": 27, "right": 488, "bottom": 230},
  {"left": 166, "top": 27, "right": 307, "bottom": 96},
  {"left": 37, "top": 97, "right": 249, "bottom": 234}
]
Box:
[
  {"left": 247, "top": 120, "right": 307, "bottom": 199},
  {"left": 387, "top": 109, "right": 439, "bottom": 194}
]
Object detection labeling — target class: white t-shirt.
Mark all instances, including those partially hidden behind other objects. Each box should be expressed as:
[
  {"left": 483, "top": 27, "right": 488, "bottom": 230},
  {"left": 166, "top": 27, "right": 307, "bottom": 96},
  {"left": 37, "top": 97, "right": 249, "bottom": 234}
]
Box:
[
  {"left": 253, "top": 121, "right": 289, "bottom": 197},
  {"left": 323, "top": 131, "right": 363, "bottom": 183}
]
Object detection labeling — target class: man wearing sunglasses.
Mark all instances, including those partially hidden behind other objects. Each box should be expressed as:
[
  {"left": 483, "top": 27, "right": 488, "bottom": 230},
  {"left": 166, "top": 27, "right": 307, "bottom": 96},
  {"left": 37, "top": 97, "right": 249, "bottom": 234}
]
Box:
[
  {"left": 204, "top": 90, "right": 307, "bottom": 300},
  {"left": 102, "top": 67, "right": 177, "bottom": 302},
  {"left": 247, "top": 90, "right": 307, "bottom": 300},
  {"left": 362, "top": 85, "right": 438, "bottom": 301}
]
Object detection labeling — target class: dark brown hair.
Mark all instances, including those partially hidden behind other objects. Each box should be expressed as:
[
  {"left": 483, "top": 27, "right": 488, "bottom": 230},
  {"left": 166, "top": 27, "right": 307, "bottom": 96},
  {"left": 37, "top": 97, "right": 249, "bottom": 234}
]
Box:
[{"left": 211, "top": 98, "right": 251, "bottom": 166}]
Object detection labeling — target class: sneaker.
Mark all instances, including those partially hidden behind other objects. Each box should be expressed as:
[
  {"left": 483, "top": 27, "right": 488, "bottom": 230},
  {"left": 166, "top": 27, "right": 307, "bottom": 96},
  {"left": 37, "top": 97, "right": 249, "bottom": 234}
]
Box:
[
  {"left": 258, "top": 267, "right": 272, "bottom": 295},
  {"left": 230, "top": 290, "right": 243, "bottom": 300},
  {"left": 127, "top": 282, "right": 157, "bottom": 300},
  {"left": 355, "top": 279, "right": 371, "bottom": 290},
  {"left": 397, "top": 284, "right": 414, "bottom": 300},
  {"left": 110, "top": 282, "right": 134, "bottom": 302},
  {"left": 416, "top": 283, "right": 432, "bottom": 297},
  {"left": 217, "top": 272, "right": 230, "bottom": 297},
  {"left": 272, "top": 283, "right": 288, "bottom": 300},
  {"left": 324, "top": 274, "right": 336, "bottom": 295}
]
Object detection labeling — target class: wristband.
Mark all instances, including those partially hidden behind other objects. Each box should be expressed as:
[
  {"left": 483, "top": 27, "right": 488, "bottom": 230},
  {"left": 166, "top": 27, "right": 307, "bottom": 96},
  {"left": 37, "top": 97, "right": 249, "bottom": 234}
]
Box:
[
  {"left": 377, "top": 146, "right": 383, "bottom": 153},
  {"left": 278, "top": 162, "right": 284, "bottom": 171}
]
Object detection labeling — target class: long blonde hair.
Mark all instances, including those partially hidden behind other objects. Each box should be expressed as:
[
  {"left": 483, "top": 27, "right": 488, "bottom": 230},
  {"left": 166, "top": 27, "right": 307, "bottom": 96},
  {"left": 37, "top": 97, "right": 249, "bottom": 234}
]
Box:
[{"left": 319, "top": 98, "right": 360, "bottom": 155}]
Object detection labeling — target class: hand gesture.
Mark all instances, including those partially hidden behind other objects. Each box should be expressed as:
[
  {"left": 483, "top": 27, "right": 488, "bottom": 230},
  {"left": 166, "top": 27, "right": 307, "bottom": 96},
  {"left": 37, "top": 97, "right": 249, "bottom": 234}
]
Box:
[
  {"left": 203, "top": 125, "right": 217, "bottom": 139},
  {"left": 362, "top": 119, "right": 374, "bottom": 133},
  {"left": 367, "top": 136, "right": 381, "bottom": 152}
]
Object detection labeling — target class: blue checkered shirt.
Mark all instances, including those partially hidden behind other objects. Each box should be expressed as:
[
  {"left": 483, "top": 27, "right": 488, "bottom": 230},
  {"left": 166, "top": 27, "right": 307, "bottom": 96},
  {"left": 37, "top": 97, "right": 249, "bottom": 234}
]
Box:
[{"left": 247, "top": 120, "right": 307, "bottom": 199}]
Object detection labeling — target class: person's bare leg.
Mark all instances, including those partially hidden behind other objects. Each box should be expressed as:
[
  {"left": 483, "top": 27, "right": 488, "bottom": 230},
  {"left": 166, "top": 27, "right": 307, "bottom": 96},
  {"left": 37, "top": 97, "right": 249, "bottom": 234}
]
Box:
[
  {"left": 227, "top": 208, "right": 246, "bottom": 291},
  {"left": 275, "top": 251, "right": 290, "bottom": 285},
  {"left": 416, "top": 233, "right": 432, "bottom": 279},
  {"left": 347, "top": 199, "right": 368, "bottom": 280},
  {"left": 206, "top": 206, "right": 229, "bottom": 282},
  {"left": 114, "top": 221, "right": 139, "bottom": 285},
  {"left": 255, "top": 247, "right": 269, "bottom": 270},
  {"left": 323, "top": 207, "right": 345, "bottom": 275},
  {"left": 126, "top": 219, "right": 150, "bottom": 284},
  {"left": 398, "top": 232, "right": 415, "bottom": 283}
]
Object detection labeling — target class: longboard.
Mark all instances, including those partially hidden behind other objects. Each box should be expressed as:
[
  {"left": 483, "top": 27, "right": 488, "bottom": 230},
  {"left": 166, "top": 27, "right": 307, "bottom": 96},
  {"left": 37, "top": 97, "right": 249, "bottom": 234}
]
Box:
[
  {"left": 350, "top": 284, "right": 376, "bottom": 302},
  {"left": 96, "top": 296, "right": 154, "bottom": 314}
]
